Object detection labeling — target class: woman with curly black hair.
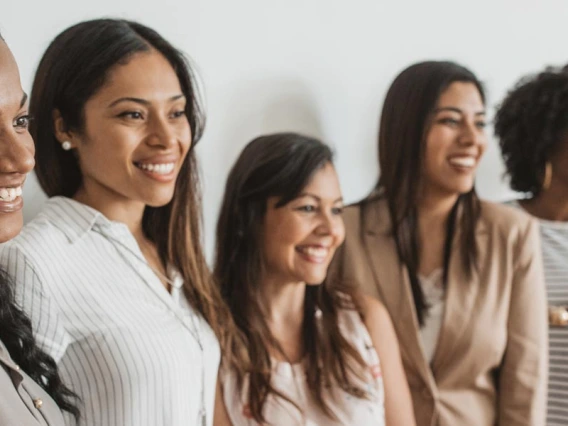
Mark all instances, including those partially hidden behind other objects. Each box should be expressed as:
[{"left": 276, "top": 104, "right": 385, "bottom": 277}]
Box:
[
  {"left": 495, "top": 66, "right": 568, "bottom": 425},
  {"left": 0, "top": 33, "right": 79, "bottom": 425}
]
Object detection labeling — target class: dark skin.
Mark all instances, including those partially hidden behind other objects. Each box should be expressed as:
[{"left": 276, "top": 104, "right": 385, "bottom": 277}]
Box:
[{"left": 520, "top": 135, "right": 568, "bottom": 222}]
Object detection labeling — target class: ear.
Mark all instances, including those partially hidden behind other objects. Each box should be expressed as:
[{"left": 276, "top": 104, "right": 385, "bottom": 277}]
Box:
[{"left": 53, "top": 109, "right": 80, "bottom": 149}]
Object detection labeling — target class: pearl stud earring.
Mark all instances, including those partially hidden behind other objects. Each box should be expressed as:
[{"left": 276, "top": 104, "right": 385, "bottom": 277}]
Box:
[{"left": 61, "top": 141, "right": 72, "bottom": 151}]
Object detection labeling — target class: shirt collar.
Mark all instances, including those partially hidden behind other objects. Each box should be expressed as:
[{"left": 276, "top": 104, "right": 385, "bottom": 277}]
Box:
[{"left": 40, "top": 196, "right": 114, "bottom": 243}]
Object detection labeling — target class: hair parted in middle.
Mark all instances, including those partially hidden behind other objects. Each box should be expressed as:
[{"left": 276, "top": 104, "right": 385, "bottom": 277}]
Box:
[
  {"left": 28, "top": 18, "right": 242, "bottom": 362},
  {"left": 214, "top": 132, "right": 370, "bottom": 424},
  {"left": 365, "top": 60, "right": 485, "bottom": 326}
]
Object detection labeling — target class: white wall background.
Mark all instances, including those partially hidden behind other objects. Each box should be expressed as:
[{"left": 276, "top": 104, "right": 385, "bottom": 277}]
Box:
[{"left": 2, "top": 0, "right": 568, "bottom": 258}]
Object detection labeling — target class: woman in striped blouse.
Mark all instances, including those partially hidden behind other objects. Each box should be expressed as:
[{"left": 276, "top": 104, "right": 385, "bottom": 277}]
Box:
[
  {"left": 495, "top": 66, "right": 568, "bottom": 426},
  {"left": 0, "top": 19, "right": 243, "bottom": 426}
]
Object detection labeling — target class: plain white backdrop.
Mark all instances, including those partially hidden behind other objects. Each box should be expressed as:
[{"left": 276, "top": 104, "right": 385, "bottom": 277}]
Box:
[{"left": 2, "top": 0, "right": 568, "bottom": 258}]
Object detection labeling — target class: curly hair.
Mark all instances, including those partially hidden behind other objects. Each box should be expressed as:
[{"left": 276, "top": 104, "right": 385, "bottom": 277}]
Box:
[
  {"left": 0, "top": 271, "right": 80, "bottom": 421},
  {"left": 495, "top": 67, "right": 568, "bottom": 196}
]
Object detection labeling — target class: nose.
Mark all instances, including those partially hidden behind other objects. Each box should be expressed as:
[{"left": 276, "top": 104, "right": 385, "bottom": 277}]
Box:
[
  {"left": 315, "top": 210, "right": 345, "bottom": 241},
  {"left": 458, "top": 120, "right": 485, "bottom": 147},
  {"left": 147, "top": 114, "right": 177, "bottom": 148},
  {"left": 0, "top": 126, "right": 35, "bottom": 175}
]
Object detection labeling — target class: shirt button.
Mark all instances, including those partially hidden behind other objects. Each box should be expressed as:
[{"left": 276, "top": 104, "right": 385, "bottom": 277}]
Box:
[
  {"left": 34, "top": 398, "right": 43, "bottom": 409},
  {"left": 15, "top": 365, "right": 20, "bottom": 371}
]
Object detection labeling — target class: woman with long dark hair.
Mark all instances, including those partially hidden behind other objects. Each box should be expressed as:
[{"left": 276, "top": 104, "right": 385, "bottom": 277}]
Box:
[
  {"left": 330, "top": 61, "right": 548, "bottom": 425},
  {"left": 0, "top": 19, "right": 241, "bottom": 426},
  {"left": 0, "top": 32, "right": 79, "bottom": 425},
  {"left": 214, "top": 133, "right": 415, "bottom": 425},
  {"left": 495, "top": 66, "right": 568, "bottom": 425}
]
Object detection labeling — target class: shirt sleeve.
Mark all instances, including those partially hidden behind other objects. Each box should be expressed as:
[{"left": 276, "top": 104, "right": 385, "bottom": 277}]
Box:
[
  {"left": 0, "top": 242, "right": 72, "bottom": 363},
  {"left": 498, "top": 218, "right": 548, "bottom": 426}
]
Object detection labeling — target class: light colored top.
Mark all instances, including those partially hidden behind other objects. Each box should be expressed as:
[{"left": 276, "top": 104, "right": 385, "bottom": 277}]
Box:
[
  {"left": 509, "top": 200, "right": 568, "bottom": 426},
  {"left": 221, "top": 308, "right": 385, "bottom": 426},
  {"left": 0, "top": 196, "right": 220, "bottom": 426},
  {"left": 418, "top": 269, "right": 445, "bottom": 363},
  {"left": 0, "top": 339, "right": 66, "bottom": 426}
]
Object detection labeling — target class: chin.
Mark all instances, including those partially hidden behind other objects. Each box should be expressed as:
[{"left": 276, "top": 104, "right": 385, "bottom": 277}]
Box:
[
  {"left": 0, "top": 214, "right": 23, "bottom": 243},
  {"left": 143, "top": 193, "right": 176, "bottom": 208},
  {"left": 303, "top": 272, "right": 329, "bottom": 286}
]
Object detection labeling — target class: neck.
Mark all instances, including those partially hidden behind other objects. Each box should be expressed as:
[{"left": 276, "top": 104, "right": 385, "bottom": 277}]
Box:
[
  {"left": 522, "top": 179, "right": 568, "bottom": 222},
  {"left": 418, "top": 191, "right": 458, "bottom": 228},
  {"left": 261, "top": 276, "right": 306, "bottom": 331},
  {"left": 73, "top": 182, "right": 146, "bottom": 235}
]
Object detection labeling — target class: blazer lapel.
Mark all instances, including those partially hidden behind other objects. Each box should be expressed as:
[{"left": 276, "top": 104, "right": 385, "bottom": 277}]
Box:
[
  {"left": 361, "top": 200, "right": 435, "bottom": 387},
  {"left": 430, "top": 214, "right": 489, "bottom": 377}
]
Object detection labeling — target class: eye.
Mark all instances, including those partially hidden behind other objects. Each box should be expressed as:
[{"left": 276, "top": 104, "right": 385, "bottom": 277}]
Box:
[
  {"left": 439, "top": 117, "right": 460, "bottom": 127},
  {"left": 13, "top": 114, "right": 32, "bottom": 130},
  {"left": 118, "top": 111, "right": 144, "bottom": 120},
  {"left": 296, "top": 205, "right": 316, "bottom": 213},
  {"left": 475, "top": 120, "right": 486, "bottom": 129},
  {"left": 170, "top": 110, "right": 186, "bottom": 119},
  {"left": 331, "top": 206, "right": 344, "bottom": 215}
]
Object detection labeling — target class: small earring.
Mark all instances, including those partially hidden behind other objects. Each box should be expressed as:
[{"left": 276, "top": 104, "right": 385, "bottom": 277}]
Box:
[
  {"left": 61, "top": 141, "right": 72, "bottom": 151},
  {"left": 542, "top": 162, "right": 552, "bottom": 191}
]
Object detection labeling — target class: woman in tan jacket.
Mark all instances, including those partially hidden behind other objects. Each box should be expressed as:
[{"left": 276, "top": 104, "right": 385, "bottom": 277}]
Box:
[
  {"left": 330, "top": 61, "right": 548, "bottom": 426},
  {"left": 0, "top": 34, "right": 78, "bottom": 425}
]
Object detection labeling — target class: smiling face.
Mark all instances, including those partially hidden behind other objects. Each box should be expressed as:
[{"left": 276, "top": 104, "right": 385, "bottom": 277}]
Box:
[
  {"left": 60, "top": 49, "right": 191, "bottom": 210},
  {"left": 422, "top": 82, "right": 487, "bottom": 199},
  {"left": 262, "top": 162, "right": 345, "bottom": 286},
  {"left": 0, "top": 41, "right": 35, "bottom": 242}
]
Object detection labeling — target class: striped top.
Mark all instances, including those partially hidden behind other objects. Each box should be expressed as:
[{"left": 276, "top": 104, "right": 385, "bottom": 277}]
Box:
[
  {"left": 509, "top": 200, "right": 568, "bottom": 426},
  {"left": 221, "top": 308, "right": 385, "bottom": 425},
  {"left": 0, "top": 196, "right": 220, "bottom": 426}
]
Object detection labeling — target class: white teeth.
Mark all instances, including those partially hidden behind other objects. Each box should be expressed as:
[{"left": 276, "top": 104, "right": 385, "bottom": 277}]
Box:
[
  {"left": 449, "top": 157, "right": 476, "bottom": 168},
  {"left": 137, "top": 162, "right": 175, "bottom": 175},
  {"left": 0, "top": 186, "right": 23, "bottom": 202},
  {"left": 298, "top": 246, "right": 329, "bottom": 258}
]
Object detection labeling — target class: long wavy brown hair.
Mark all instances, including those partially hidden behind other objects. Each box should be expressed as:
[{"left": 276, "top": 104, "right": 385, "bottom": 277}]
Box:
[
  {"left": 29, "top": 19, "right": 239, "bottom": 354},
  {"left": 365, "top": 61, "right": 483, "bottom": 326},
  {"left": 214, "top": 133, "right": 371, "bottom": 423}
]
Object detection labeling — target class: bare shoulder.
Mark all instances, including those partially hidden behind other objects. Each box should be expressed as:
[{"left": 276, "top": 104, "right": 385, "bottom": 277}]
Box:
[{"left": 358, "top": 294, "right": 392, "bottom": 329}]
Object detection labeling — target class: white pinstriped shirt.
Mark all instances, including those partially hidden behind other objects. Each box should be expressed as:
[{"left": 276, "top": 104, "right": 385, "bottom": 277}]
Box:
[{"left": 0, "top": 196, "right": 220, "bottom": 426}]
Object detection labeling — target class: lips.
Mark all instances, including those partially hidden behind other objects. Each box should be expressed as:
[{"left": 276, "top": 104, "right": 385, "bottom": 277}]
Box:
[
  {"left": 448, "top": 155, "right": 477, "bottom": 169},
  {"left": 296, "top": 245, "right": 330, "bottom": 264}
]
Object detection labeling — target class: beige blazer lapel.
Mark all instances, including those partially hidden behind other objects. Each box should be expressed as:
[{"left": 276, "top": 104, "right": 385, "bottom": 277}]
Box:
[
  {"left": 361, "top": 201, "right": 435, "bottom": 387},
  {"left": 430, "top": 216, "right": 489, "bottom": 377}
]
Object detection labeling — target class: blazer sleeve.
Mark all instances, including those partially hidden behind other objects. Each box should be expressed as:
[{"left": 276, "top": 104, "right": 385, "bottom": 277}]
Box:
[
  {"left": 498, "top": 218, "right": 548, "bottom": 426},
  {"left": 0, "top": 242, "right": 72, "bottom": 363}
]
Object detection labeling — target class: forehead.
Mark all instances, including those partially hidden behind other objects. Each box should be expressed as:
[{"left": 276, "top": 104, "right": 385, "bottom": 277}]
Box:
[
  {"left": 91, "top": 49, "right": 183, "bottom": 103},
  {"left": 300, "top": 163, "right": 342, "bottom": 200},
  {"left": 436, "top": 82, "right": 484, "bottom": 111},
  {"left": 0, "top": 42, "right": 24, "bottom": 115}
]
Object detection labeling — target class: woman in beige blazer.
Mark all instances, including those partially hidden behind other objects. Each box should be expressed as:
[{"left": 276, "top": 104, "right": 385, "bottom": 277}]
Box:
[
  {"left": 0, "top": 34, "right": 78, "bottom": 425},
  {"left": 330, "top": 61, "right": 548, "bottom": 426}
]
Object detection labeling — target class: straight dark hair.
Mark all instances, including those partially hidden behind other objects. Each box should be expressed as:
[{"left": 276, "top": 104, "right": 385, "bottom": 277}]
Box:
[
  {"left": 0, "top": 32, "right": 80, "bottom": 420},
  {"left": 214, "top": 133, "right": 370, "bottom": 423},
  {"left": 369, "top": 61, "right": 484, "bottom": 326},
  {"left": 29, "top": 19, "right": 239, "bottom": 357}
]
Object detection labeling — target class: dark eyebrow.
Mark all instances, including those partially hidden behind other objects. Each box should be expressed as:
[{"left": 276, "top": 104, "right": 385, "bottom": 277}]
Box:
[
  {"left": 20, "top": 92, "right": 28, "bottom": 108},
  {"left": 434, "top": 106, "right": 485, "bottom": 116},
  {"left": 108, "top": 94, "right": 185, "bottom": 108},
  {"left": 299, "top": 192, "right": 344, "bottom": 203}
]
